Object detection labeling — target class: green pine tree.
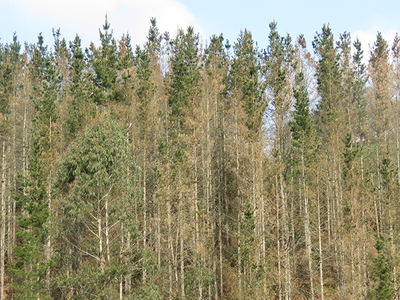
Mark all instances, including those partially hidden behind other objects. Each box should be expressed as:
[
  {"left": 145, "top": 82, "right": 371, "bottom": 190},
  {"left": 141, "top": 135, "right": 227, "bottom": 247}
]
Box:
[
  {"left": 12, "top": 33, "right": 60, "bottom": 299},
  {"left": 230, "top": 29, "right": 264, "bottom": 135},
  {"left": 312, "top": 25, "right": 342, "bottom": 132},
  {"left": 64, "top": 34, "right": 93, "bottom": 142},
  {"left": 370, "top": 239, "right": 394, "bottom": 299},
  {"left": 88, "top": 16, "right": 122, "bottom": 105}
]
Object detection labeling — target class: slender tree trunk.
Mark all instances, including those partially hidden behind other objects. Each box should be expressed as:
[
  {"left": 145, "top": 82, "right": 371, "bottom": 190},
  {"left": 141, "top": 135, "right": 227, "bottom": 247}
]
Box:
[
  {"left": 142, "top": 151, "right": 147, "bottom": 283},
  {"left": 280, "top": 172, "right": 291, "bottom": 300},
  {"left": 125, "top": 231, "right": 131, "bottom": 294},
  {"left": 46, "top": 117, "right": 53, "bottom": 289},
  {"left": 12, "top": 97, "right": 17, "bottom": 255},
  {"left": 1, "top": 142, "right": 7, "bottom": 300},
  {"left": 179, "top": 189, "right": 185, "bottom": 299},
  {"left": 261, "top": 191, "right": 267, "bottom": 295},
  {"left": 302, "top": 150, "right": 314, "bottom": 300},
  {"left": 167, "top": 186, "right": 173, "bottom": 299},
  {"left": 317, "top": 175, "right": 325, "bottom": 300},
  {"left": 22, "top": 102, "right": 27, "bottom": 191},
  {"left": 326, "top": 181, "right": 331, "bottom": 245},
  {"left": 119, "top": 224, "right": 124, "bottom": 300},
  {"left": 157, "top": 193, "right": 161, "bottom": 267},
  {"left": 276, "top": 176, "right": 282, "bottom": 300},
  {"left": 7, "top": 140, "right": 11, "bottom": 260},
  {"left": 98, "top": 201, "right": 104, "bottom": 273},
  {"left": 194, "top": 150, "right": 202, "bottom": 299},
  {"left": 105, "top": 194, "right": 110, "bottom": 264},
  {"left": 238, "top": 208, "right": 242, "bottom": 300},
  {"left": 218, "top": 183, "right": 223, "bottom": 299},
  {"left": 236, "top": 120, "right": 242, "bottom": 300}
]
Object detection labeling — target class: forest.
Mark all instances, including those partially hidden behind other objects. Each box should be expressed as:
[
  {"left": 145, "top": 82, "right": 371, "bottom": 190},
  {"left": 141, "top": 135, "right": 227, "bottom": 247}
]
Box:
[{"left": 0, "top": 17, "right": 399, "bottom": 299}]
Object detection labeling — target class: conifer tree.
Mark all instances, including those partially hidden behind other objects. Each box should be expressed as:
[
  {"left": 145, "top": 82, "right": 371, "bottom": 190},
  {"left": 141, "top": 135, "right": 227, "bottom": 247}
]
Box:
[
  {"left": 228, "top": 28, "right": 264, "bottom": 298},
  {"left": 370, "top": 239, "right": 394, "bottom": 299},
  {"left": 264, "top": 21, "right": 294, "bottom": 299},
  {"left": 167, "top": 26, "right": 201, "bottom": 298},
  {"left": 12, "top": 33, "right": 60, "bottom": 298},
  {"left": 0, "top": 35, "right": 19, "bottom": 300},
  {"left": 88, "top": 16, "right": 122, "bottom": 105},
  {"left": 313, "top": 25, "right": 342, "bottom": 131},
  {"left": 312, "top": 25, "right": 346, "bottom": 297},
  {"left": 290, "top": 71, "right": 317, "bottom": 299},
  {"left": 368, "top": 33, "right": 393, "bottom": 250},
  {"left": 64, "top": 35, "right": 93, "bottom": 142}
]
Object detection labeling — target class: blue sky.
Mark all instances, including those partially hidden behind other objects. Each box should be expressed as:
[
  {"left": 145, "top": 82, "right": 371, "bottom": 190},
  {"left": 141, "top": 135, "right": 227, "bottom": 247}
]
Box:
[{"left": 0, "top": 0, "right": 399, "bottom": 55}]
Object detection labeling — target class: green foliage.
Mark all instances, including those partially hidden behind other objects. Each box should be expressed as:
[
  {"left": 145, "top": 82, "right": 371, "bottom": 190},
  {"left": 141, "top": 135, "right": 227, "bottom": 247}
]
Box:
[
  {"left": 168, "top": 26, "right": 200, "bottom": 130},
  {"left": 342, "top": 132, "right": 359, "bottom": 180},
  {"left": 352, "top": 38, "right": 368, "bottom": 139},
  {"left": 370, "top": 32, "right": 389, "bottom": 69},
  {"left": 0, "top": 55, "right": 12, "bottom": 116},
  {"left": 369, "top": 239, "right": 394, "bottom": 299},
  {"left": 289, "top": 71, "right": 318, "bottom": 180},
  {"left": 3, "top": 16, "right": 400, "bottom": 300},
  {"left": 290, "top": 72, "right": 312, "bottom": 146},
  {"left": 132, "top": 283, "right": 162, "bottom": 300},
  {"left": 231, "top": 29, "right": 264, "bottom": 133},
  {"left": 0, "top": 33, "right": 20, "bottom": 132},
  {"left": 88, "top": 16, "right": 123, "bottom": 104},
  {"left": 238, "top": 202, "right": 258, "bottom": 296},
  {"left": 54, "top": 117, "right": 138, "bottom": 296},
  {"left": 64, "top": 34, "right": 93, "bottom": 141},
  {"left": 240, "top": 202, "right": 256, "bottom": 263},
  {"left": 145, "top": 18, "right": 162, "bottom": 55},
  {"left": 135, "top": 46, "right": 154, "bottom": 135},
  {"left": 313, "top": 24, "right": 342, "bottom": 126},
  {"left": 12, "top": 33, "right": 60, "bottom": 299}
]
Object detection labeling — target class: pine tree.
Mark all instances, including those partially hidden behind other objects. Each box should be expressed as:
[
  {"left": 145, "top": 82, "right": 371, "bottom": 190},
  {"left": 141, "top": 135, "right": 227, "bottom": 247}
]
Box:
[
  {"left": 368, "top": 33, "right": 393, "bottom": 256},
  {"left": 88, "top": 16, "right": 122, "bottom": 105},
  {"left": 264, "top": 21, "right": 294, "bottom": 299},
  {"left": 133, "top": 35, "right": 159, "bottom": 290},
  {"left": 12, "top": 33, "right": 60, "bottom": 299},
  {"left": 64, "top": 35, "right": 93, "bottom": 142},
  {"left": 203, "top": 34, "right": 230, "bottom": 298},
  {"left": 289, "top": 70, "right": 319, "bottom": 299},
  {"left": 0, "top": 34, "right": 20, "bottom": 300},
  {"left": 167, "top": 26, "right": 202, "bottom": 298},
  {"left": 312, "top": 25, "right": 346, "bottom": 297},
  {"left": 230, "top": 29, "right": 264, "bottom": 135},
  {"left": 370, "top": 239, "right": 394, "bottom": 299},
  {"left": 312, "top": 25, "right": 342, "bottom": 131},
  {"left": 352, "top": 39, "right": 367, "bottom": 141}
]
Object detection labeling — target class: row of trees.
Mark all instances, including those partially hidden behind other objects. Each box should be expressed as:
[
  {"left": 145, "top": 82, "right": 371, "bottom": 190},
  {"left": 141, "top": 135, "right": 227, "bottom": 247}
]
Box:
[{"left": 1, "top": 18, "right": 400, "bottom": 299}]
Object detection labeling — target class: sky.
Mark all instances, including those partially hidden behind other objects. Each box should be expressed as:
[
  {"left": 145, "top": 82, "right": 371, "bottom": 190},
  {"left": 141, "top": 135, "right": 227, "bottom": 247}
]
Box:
[{"left": 0, "top": 0, "right": 399, "bottom": 58}]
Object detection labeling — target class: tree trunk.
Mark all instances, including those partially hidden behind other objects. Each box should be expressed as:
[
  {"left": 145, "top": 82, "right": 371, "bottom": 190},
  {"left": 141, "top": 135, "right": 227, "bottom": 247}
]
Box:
[
  {"left": 167, "top": 188, "right": 173, "bottom": 299},
  {"left": 276, "top": 176, "right": 282, "bottom": 300},
  {"left": 105, "top": 193, "right": 110, "bottom": 264},
  {"left": 302, "top": 150, "right": 314, "bottom": 299},
  {"left": 1, "top": 142, "right": 7, "bottom": 300},
  {"left": 142, "top": 151, "right": 147, "bottom": 283},
  {"left": 280, "top": 172, "right": 291, "bottom": 300},
  {"left": 179, "top": 189, "right": 185, "bottom": 299},
  {"left": 22, "top": 102, "right": 27, "bottom": 191},
  {"left": 98, "top": 201, "right": 104, "bottom": 273},
  {"left": 317, "top": 174, "right": 325, "bottom": 300}
]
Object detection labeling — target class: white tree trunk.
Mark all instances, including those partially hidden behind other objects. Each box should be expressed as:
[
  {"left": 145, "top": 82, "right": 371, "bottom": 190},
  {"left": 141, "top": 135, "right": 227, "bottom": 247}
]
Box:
[{"left": 1, "top": 142, "right": 7, "bottom": 300}]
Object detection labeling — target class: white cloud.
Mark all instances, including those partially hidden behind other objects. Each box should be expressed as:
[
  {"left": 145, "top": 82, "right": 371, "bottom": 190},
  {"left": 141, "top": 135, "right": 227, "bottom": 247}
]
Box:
[
  {"left": 352, "top": 29, "right": 398, "bottom": 62},
  {"left": 14, "top": 0, "right": 203, "bottom": 46}
]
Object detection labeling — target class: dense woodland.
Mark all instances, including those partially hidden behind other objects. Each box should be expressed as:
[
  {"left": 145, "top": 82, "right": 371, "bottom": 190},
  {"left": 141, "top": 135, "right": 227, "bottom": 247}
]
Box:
[{"left": 0, "top": 17, "right": 400, "bottom": 299}]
